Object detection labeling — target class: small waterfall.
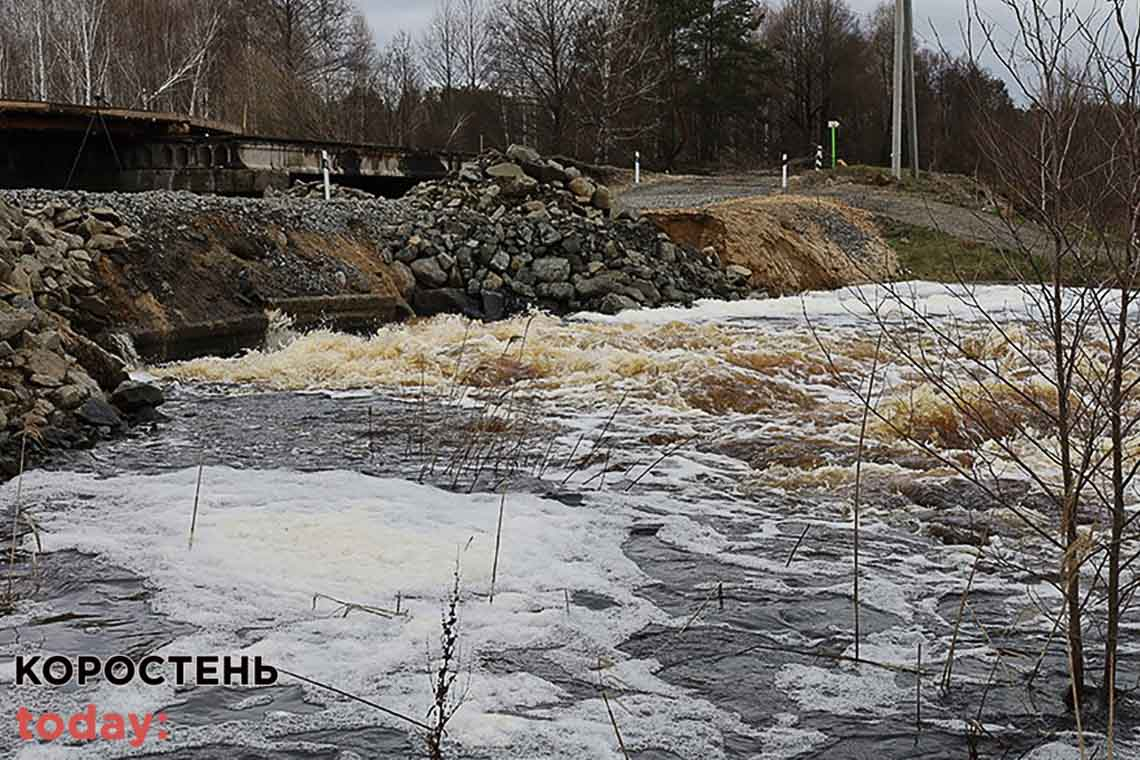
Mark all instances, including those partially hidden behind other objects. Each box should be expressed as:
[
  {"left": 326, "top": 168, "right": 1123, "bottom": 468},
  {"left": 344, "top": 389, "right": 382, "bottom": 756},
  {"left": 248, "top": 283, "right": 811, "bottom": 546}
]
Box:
[
  {"left": 263, "top": 308, "right": 300, "bottom": 352},
  {"left": 108, "top": 331, "right": 142, "bottom": 370}
]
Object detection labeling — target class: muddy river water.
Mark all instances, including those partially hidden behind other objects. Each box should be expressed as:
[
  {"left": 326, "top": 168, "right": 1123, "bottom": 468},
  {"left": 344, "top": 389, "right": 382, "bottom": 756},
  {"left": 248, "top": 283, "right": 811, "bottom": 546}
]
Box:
[{"left": 1, "top": 283, "right": 1138, "bottom": 759}]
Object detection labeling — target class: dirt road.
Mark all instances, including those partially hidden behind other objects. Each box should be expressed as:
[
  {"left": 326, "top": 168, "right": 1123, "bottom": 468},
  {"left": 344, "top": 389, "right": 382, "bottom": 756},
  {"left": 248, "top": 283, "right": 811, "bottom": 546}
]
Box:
[{"left": 619, "top": 173, "right": 1051, "bottom": 254}]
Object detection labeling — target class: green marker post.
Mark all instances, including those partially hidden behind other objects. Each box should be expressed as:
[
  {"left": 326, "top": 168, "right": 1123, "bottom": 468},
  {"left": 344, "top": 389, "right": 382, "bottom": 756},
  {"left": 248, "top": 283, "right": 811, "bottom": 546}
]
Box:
[{"left": 827, "top": 120, "right": 840, "bottom": 169}]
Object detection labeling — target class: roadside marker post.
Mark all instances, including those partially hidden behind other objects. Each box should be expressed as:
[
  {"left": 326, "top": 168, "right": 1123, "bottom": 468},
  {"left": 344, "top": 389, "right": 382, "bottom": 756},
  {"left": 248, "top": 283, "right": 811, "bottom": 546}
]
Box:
[
  {"left": 321, "top": 150, "right": 331, "bottom": 200},
  {"left": 828, "top": 120, "right": 840, "bottom": 169},
  {"left": 815, "top": 145, "right": 823, "bottom": 171},
  {"left": 634, "top": 151, "right": 641, "bottom": 185},
  {"left": 781, "top": 153, "right": 788, "bottom": 191}
]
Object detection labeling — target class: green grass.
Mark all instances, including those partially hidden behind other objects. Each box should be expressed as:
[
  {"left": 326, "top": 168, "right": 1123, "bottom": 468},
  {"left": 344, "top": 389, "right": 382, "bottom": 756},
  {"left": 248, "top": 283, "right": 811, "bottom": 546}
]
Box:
[
  {"left": 879, "top": 216, "right": 1120, "bottom": 286},
  {"left": 878, "top": 217, "right": 1015, "bottom": 283}
]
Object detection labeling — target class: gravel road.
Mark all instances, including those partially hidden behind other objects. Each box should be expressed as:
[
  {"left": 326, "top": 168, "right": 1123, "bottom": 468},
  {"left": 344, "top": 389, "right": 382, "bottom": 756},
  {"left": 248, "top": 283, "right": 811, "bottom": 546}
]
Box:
[{"left": 619, "top": 173, "right": 1052, "bottom": 254}]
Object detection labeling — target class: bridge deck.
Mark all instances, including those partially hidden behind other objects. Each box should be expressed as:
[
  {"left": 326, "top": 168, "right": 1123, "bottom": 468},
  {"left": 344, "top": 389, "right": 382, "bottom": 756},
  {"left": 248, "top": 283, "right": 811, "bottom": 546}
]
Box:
[
  {"left": 0, "top": 99, "right": 242, "bottom": 137},
  {"left": 0, "top": 100, "right": 472, "bottom": 194}
]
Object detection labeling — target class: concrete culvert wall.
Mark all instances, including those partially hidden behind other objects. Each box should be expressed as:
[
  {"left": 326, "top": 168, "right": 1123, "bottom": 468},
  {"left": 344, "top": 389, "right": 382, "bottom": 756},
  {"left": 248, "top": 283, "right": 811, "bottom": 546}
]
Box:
[{"left": 645, "top": 196, "right": 898, "bottom": 294}]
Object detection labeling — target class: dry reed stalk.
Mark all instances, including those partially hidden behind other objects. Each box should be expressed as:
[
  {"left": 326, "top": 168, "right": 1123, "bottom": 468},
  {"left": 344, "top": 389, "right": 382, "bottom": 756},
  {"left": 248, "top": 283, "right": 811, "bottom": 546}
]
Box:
[
  {"left": 489, "top": 489, "right": 507, "bottom": 604},
  {"left": 562, "top": 392, "right": 628, "bottom": 486},
  {"left": 785, "top": 524, "right": 811, "bottom": 567},
  {"left": 1065, "top": 632, "right": 1088, "bottom": 760},
  {"left": 624, "top": 435, "right": 699, "bottom": 491},
  {"left": 852, "top": 331, "right": 885, "bottom": 662},
  {"left": 656, "top": 637, "right": 922, "bottom": 675},
  {"left": 448, "top": 321, "right": 473, "bottom": 403},
  {"left": 915, "top": 643, "right": 922, "bottom": 745},
  {"left": 188, "top": 463, "right": 204, "bottom": 550},
  {"left": 597, "top": 449, "right": 611, "bottom": 490},
  {"left": 419, "top": 364, "right": 427, "bottom": 459},
  {"left": 367, "top": 406, "right": 374, "bottom": 461},
  {"left": 4, "top": 431, "right": 30, "bottom": 602},
  {"left": 427, "top": 562, "right": 465, "bottom": 760},
  {"left": 561, "top": 432, "right": 587, "bottom": 472},
  {"left": 312, "top": 592, "right": 403, "bottom": 619},
  {"left": 536, "top": 434, "right": 558, "bottom": 477},
  {"left": 941, "top": 542, "right": 985, "bottom": 691},
  {"left": 650, "top": 584, "right": 720, "bottom": 661},
  {"left": 278, "top": 668, "right": 432, "bottom": 731},
  {"left": 517, "top": 315, "right": 536, "bottom": 359},
  {"left": 601, "top": 688, "right": 631, "bottom": 760}
]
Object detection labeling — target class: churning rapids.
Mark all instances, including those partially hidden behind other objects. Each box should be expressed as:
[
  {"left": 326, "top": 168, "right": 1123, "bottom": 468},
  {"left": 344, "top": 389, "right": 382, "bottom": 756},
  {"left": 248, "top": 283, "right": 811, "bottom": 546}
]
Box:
[{"left": 2, "top": 282, "right": 1138, "bottom": 759}]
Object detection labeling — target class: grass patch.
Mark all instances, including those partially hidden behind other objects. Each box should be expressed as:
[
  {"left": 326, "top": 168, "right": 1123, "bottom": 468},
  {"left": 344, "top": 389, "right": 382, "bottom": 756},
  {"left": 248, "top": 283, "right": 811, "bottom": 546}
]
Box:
[
  {"left": 879, "top": 217, "right": 1014, "bottom": 283},
  {"left": 881, "top": 216, "right": 1119, "bottom": 285}
]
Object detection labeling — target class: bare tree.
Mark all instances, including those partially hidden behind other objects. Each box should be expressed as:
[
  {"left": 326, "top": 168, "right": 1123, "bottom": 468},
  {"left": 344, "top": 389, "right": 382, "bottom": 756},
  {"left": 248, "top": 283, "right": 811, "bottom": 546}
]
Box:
[
  {"left": 53, "top": 0, "right": 112, "bottom": 105},
  {"left": 814, "top": 2, "right": 1140, "bottom": 755},
  {"left": 765, "top": 0, "right": 859, "bottom": 152},
  {"left": 577, "top": 0, "right": 662, "bottom": 163},
  {"left": 458, "top": 0, "right": 493, "bottom": 90},
  {"left": 423, "top": 0, "right": 462, "bottom": 98},
  {"left": 378, "top": 30, "right": 426, "bottom": 147},
  {"left": 492, "top": 0, "right": 587, "bottom": 151}
]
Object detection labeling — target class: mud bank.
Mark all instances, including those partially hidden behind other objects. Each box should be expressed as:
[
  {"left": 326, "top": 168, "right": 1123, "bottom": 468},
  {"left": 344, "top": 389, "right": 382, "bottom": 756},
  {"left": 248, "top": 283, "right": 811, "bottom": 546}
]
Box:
[{"left": 645, "top": 196, "right": 897, "bottom": 294}]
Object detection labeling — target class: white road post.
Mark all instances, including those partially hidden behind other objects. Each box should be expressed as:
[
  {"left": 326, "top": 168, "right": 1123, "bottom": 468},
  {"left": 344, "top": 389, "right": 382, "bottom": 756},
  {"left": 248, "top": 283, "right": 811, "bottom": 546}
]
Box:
[
  {"left": 781, "top": 153, "right": 788, "bottom": 191},
  {"left": 321, "top": 150, "right": 331, "bottom": 201},
  {"left": 634, "top": 150, "right": 641, "bottom": 185}
]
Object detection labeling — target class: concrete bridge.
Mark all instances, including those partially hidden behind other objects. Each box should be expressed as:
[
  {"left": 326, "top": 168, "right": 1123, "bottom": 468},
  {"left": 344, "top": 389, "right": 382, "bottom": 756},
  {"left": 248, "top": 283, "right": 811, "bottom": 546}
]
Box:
[{"left": 0, "top": 99, "right": 468, "bottom": 195}]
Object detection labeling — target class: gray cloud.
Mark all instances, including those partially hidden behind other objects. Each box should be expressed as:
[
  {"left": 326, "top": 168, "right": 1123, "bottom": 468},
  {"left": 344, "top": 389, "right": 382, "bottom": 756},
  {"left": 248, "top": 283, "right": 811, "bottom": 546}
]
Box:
[
  {"left": 361, "top": 0, "right": 982, "bottom": 50},
  {"left": 363, "top": 0, "right": 1121, "bottom": 81}
]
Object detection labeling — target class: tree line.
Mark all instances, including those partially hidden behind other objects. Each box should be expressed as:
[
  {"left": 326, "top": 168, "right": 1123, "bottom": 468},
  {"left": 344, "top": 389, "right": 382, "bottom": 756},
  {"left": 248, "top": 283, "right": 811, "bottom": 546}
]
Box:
[{"left": 0, "top": 0, "right": 1015, "bottom": 173}]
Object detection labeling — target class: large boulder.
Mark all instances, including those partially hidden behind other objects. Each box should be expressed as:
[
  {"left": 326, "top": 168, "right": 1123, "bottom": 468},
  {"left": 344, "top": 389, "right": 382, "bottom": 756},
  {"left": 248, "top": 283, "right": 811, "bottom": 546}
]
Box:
[
  {"left": 599, "top": 293, "right": 640, "bottom": 314},
  {"left": 413, "top": 288, "right": 479, "bottom": 318},
  {"left": 532, "top": 257, "right": 571, "bottom": 283},
  {"left": 75, "top": 397, "right": 123, "bottom": 428},
  {"left": 388, "top": 261, "right": 417, "bottom": 299},
  {"left": 111, "top": 381, "right": 165, "bottom": 413},
  {"left": 66, "top": 333, "right": 128, "bottom": 391},
  {"left": 22, "top": 349, "right": 70, "bottom": 386},
  {"left": 568, "top": 176, "right": 596, "bottom": 199},
  {"left": 506, "top": 144, "right": 541, "bottom": 164},
  {"left": 0, "top": 308, "right": 34, "bottom": 340},
  {"left": 410, "top": 257, "right": 449, "bottom": 287},
  {"left": 486, "top": 163, "right": 538, "bottom": 196},
  {"left": 573, "top": 272, "right": 628, "bottom": 299}
]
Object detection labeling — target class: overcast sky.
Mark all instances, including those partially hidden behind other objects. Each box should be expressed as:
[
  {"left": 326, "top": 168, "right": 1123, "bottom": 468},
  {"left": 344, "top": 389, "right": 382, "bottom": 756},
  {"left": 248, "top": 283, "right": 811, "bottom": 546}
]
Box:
[{"left": 363, "top": 1, "right": 983, "bottom": 52}]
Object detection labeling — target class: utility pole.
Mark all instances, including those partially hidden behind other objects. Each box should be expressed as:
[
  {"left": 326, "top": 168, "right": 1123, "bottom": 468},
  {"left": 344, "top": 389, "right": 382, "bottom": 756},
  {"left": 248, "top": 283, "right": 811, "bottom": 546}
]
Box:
[
  {"left": 904, "top": 0, "right": 919, "bottom": 178},
  {"left": 891, "top": 0, "right": 919, "bottom": 178},
  {"left": 891, "top": 0, "right": 905, "bottom": 178}
]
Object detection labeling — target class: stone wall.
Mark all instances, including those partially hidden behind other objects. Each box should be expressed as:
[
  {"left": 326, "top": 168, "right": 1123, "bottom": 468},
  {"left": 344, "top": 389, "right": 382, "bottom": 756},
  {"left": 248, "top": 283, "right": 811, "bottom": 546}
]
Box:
[{"left": 0, "top": 199, "right": 162, "bottom": 477}]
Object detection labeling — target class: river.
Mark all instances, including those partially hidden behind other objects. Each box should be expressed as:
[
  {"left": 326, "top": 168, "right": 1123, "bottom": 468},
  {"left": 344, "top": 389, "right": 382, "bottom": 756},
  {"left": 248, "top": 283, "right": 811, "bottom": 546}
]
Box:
[{"left": 1, "top": 283, "right": 1137, "bottom": 759}]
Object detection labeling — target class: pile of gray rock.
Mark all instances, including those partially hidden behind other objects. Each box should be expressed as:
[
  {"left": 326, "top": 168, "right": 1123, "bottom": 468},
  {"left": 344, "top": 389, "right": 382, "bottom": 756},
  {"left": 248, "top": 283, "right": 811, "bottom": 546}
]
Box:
[
  {"left": 386, "top": 144, "right": 752, "bottom": 318},
  {"left": 0, "top": 198, "right": 164, "bottom": 477}
]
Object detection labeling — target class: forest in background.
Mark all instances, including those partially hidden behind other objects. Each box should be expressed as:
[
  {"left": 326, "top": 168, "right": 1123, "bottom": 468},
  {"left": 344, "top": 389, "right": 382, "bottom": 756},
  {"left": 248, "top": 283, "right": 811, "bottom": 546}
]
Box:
[{"left": 0, "top": 0, "right": 1015, "bottom": 173}]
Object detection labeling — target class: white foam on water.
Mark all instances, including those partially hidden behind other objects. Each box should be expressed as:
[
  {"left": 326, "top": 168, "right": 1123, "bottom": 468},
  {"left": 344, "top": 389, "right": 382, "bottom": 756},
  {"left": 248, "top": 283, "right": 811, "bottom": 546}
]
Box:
[
  {"left": 573, "top": 281, "right": 1049, "bottom": 327},
  {"left": 1, "top": 466, "right": 744, "bottom": 758}
]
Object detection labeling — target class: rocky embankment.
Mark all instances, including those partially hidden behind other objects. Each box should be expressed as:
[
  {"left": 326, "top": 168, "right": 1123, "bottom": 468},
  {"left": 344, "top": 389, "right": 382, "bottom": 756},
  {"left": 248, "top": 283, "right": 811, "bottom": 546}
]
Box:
[
  {"left": 0, "top": 145, "right": 885, "bottom": 473},
  {"left": 0, "top": 199, "right": 164, "bottom": 477},
  {"left": 278, "top": 144, "right": 756, "bottom": 317},
  {"left": 1, "top": 146, "right": 754, "bottom": 357}
]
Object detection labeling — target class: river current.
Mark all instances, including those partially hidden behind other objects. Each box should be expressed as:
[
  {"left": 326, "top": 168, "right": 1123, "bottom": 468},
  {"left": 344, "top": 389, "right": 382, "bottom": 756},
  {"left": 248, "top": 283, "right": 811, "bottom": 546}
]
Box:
[{"left": 1, "top": 283, "right": 1137, "bottom": 759}]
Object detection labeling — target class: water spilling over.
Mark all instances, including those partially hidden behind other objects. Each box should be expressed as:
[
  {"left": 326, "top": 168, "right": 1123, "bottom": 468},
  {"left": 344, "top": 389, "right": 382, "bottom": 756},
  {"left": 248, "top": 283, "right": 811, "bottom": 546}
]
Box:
[{"left": 2, "top": 283, "right": 1138, "bottom": 758}]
